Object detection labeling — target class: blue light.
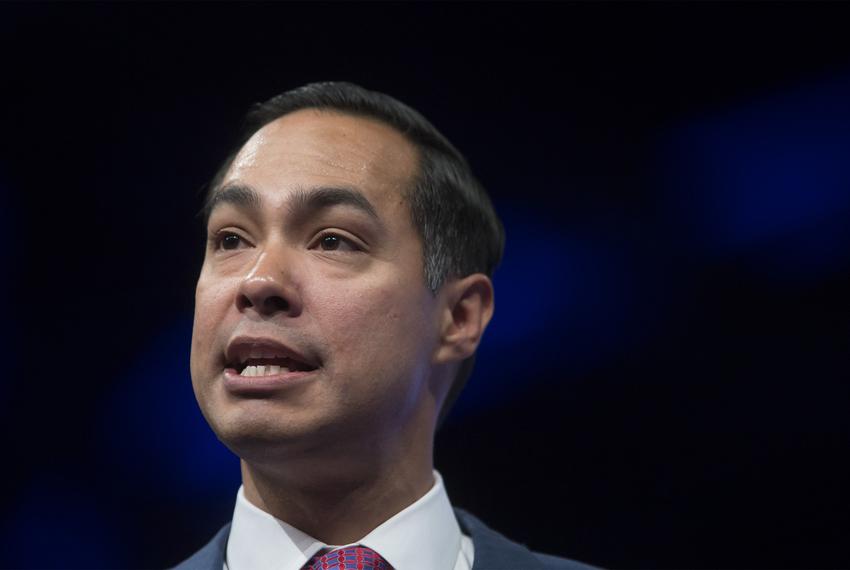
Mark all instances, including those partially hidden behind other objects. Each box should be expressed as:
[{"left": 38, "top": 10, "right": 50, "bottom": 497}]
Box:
[
  {"left": 451, "top": 205, "right": 639, "bottom": 416},
  {"left": 96, "top": 317, "right": 240, "bottom": 500},
  {"left": 656, "top": 72, "right": 850, "bottom": 280}
]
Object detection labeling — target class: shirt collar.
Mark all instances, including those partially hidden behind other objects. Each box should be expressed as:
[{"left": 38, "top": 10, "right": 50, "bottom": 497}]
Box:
[
  {"left": 226, "top": 470, "right": 462, "bottom": 570},
  {"left": 226, "top": 487, "right": 326, "bottom": 570}
]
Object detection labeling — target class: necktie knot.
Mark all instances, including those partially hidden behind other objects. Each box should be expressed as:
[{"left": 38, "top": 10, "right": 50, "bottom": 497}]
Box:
[{"left": 303, "top": 545, "right": 393, "bottom": 570}]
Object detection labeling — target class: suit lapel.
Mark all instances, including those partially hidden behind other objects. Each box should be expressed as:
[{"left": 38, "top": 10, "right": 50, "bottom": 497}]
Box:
[
  {"left": 171, "top": 523, "right": 230, "bottom": 570},
  {"left": 454, "top": 508, "right": 546, "bottom": 569}
]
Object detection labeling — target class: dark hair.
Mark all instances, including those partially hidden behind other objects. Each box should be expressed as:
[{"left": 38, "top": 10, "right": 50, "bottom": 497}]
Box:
[{"left": 205, "top": 81, "right": 504, "bottom": 426}]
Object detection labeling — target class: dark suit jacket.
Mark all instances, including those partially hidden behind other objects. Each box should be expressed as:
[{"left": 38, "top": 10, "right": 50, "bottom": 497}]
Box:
[{"left": 172, "top": 508, "right": 597, "bottom": 570}]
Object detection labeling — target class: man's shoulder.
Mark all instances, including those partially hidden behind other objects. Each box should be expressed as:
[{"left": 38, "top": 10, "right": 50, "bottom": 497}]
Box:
[
  {"left": 454, "top": 508, "right": 599, "bottom": 570},
  {"left": 170, "top": 523, "right": 230, "bottom": 570}
]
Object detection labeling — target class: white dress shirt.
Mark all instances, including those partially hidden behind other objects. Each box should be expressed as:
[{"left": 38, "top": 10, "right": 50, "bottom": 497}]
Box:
[{"left": 224, "top": 471, "right": 474, "bottom": 570}]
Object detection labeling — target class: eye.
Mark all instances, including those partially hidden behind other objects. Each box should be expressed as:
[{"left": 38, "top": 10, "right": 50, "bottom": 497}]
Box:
[
  {"left": 320, "top": 235, "right": 341, "bottom": 250},
  {"left": 212, "top": 231, "right": 249, "bottom": 251},
  {"left": 221, "top": 234, "right": 241, "bottom": 250},
  {"left": 313, "top": 232, "right": 361, "bottom": 253}
]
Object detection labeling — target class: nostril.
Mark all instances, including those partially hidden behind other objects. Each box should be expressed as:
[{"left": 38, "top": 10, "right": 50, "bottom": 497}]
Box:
[
  {"left": 263, "top": 296, "right": 289, "bottom": 312},
  {"left": 236, "top": 293, "right": 253, "bottom": 311},
  {"left": 236, "top": 293, "right": 289, "bottom": 313}
]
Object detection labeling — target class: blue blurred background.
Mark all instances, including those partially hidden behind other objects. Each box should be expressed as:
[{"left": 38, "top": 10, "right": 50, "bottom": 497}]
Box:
[{"left": 1, "top": 3, "right": 849, "bottom": 568}]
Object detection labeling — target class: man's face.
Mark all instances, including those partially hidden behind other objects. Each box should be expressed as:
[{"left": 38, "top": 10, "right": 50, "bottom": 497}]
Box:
[{"left": 190, "top": 110, "right": 442, "bottom": 460}]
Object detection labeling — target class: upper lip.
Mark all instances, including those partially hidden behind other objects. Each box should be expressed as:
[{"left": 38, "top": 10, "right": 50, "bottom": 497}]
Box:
[{"left": 224, "top": 335, "right": 320, "bottom": 370}]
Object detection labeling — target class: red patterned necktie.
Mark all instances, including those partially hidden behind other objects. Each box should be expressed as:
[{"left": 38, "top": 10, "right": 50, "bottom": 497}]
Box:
[{"left": 302, "top": 545, "right": 393, "bottom": 570}]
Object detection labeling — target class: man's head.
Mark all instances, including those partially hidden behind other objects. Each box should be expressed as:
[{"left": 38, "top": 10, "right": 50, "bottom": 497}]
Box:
[{"left": 190, "top": 82, "right": 503, "bottom": 465}]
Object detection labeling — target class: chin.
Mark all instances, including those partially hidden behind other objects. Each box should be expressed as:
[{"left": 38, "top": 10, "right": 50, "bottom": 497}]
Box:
[{"left": 205, "top": 401, "right": 334, "bottom": 461}]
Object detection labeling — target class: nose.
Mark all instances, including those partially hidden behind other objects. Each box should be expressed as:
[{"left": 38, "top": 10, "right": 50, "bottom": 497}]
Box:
[{"left": 236, "top": 249, "right": 303, "bottom": 317}]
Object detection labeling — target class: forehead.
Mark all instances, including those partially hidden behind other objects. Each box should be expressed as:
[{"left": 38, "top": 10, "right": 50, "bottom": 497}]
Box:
[{"left": 223, "top": 109, "right": 420, "bottom": 203}]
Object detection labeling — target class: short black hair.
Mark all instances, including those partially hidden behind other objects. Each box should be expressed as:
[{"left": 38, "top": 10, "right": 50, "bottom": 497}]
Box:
[{"left": 204, "top": 81, "right": 505, "bottom": 426}]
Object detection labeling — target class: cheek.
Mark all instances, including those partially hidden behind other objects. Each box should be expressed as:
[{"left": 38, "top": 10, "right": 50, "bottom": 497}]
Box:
[
  {"left": 191, "top": 274, "right": 236, "bottom": 366},
  {"left": 315, "top": 280, "right": 434, "bottom": 376}
]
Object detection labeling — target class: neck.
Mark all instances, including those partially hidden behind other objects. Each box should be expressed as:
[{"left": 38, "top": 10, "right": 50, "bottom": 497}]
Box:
[{"left": 240, "top": 440, "right": 435, "bottom": 545}]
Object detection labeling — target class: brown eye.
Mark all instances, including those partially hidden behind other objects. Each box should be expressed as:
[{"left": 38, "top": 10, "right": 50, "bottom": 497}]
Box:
[
  {"left": 320, "top": 235, "right": 341, "bottom": 250},
  {"left": 220, "top": 233, "right": 242, "bottom": 250},
  {"left": 313, "top": 232, "right": 361, "bottom": 253}
]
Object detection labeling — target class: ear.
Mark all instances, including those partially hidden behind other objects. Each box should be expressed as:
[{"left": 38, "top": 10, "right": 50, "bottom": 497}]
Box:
[{"left": 433, "top": 273, "right": 495, "bottom": 365}]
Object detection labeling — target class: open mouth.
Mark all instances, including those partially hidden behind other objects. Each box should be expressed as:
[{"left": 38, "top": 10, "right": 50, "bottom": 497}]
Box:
[
  {"left": 224, "top": 337, "right": 321, "bottom": 381},
  {"left": 231, "top": 356, "right": 317, "bottom": 377}
]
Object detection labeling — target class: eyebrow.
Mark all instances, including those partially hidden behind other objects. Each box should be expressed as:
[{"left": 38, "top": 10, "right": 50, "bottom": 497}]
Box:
[
  {"left": 203, "top": 183, "right": 261, "bottom": 220},
  {"left": 203, "top": 182, "right": 381, "bottom": 226},
  {"left": 288, "top": 186, "right": 380, "bottom": 222}
]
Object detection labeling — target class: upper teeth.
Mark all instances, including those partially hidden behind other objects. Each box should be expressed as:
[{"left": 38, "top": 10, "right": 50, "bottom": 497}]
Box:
[{"left": 240, "top": 365, "right": 288, "bottom": 377}]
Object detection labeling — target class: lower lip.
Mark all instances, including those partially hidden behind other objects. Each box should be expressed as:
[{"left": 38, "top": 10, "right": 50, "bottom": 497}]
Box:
[{"left": 222, "top": 367, "right": 317, "bottom": 395}]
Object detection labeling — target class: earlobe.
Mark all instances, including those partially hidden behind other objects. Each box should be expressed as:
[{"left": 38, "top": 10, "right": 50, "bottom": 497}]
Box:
[{"left": 434, "top": 274, "right": 495, "bottom": 364}]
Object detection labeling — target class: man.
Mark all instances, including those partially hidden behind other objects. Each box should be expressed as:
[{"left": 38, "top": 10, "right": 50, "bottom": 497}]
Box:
[{"left": 177, "top": 82, "right": 594, "bottom": 570}]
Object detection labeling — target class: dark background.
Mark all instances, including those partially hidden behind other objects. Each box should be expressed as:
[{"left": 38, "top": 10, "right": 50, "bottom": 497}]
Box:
[{"left": 2, "top": 2, "right": 849, "bottom": 568}]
